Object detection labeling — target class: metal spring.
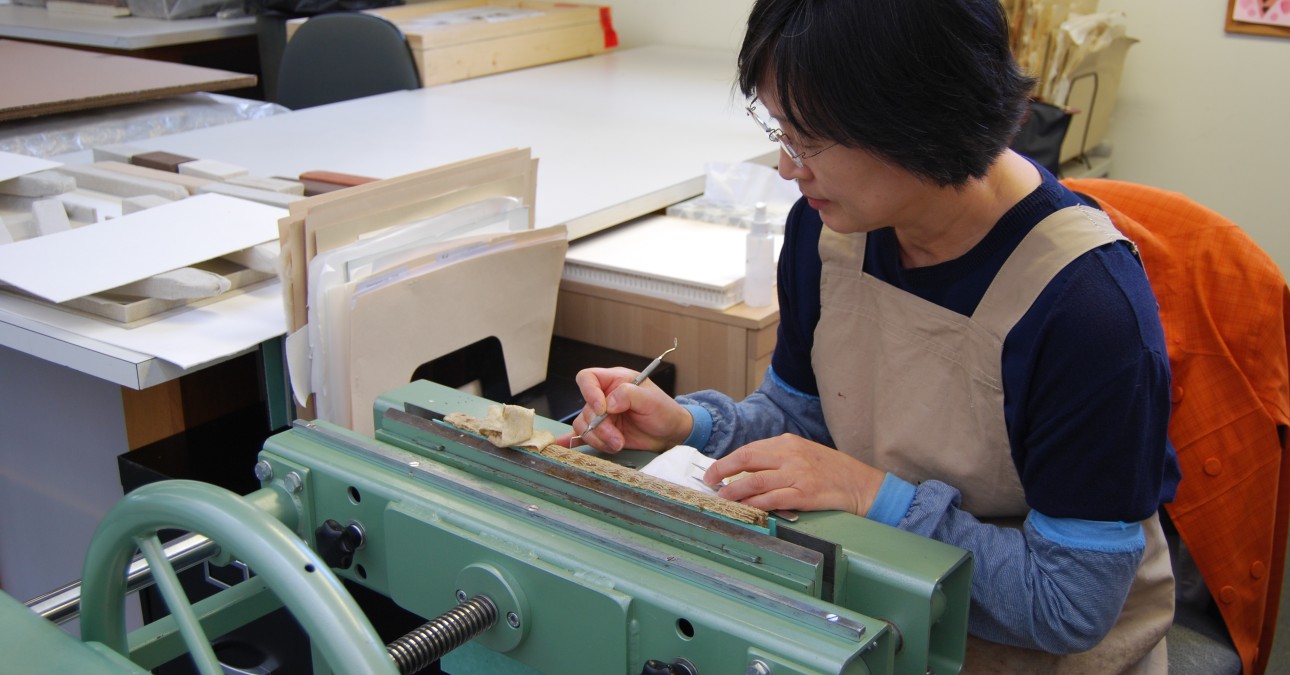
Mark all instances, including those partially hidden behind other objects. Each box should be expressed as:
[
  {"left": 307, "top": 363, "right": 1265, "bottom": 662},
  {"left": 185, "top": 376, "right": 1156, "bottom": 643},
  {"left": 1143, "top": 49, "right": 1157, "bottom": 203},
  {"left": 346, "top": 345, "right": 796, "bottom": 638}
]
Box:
[{"left": 387, "top": 594, "right": 498, "bottom": 674}]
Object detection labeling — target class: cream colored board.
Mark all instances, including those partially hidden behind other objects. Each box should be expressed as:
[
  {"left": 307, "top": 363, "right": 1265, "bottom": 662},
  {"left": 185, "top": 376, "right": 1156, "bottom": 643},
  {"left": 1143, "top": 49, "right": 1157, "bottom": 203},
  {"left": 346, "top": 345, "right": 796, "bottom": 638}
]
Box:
[
  {"left": 345, "top": 230, "right": 566, "bottom": 435},
  {"left": 278, "top": 149, "right": 535, "bottom": 343}
]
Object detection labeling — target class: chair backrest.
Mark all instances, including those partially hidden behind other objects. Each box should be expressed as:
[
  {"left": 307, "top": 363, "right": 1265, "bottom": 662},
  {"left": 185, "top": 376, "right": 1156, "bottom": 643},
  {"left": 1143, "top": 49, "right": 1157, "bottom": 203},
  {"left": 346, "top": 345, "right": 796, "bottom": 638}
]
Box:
[
  {"left": 1064, "top": 177, "right": 1290, "bottom": 675},
  {"left": 276, "top": 12, "right": 421, "bottom": 110}
]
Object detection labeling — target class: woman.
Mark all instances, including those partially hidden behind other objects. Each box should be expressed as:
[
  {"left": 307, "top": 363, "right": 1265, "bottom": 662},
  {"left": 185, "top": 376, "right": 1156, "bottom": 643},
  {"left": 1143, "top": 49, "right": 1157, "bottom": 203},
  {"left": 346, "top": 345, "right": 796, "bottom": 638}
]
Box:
[{"left": 564, "top": 1, "right": 1180, "bottom": 671}]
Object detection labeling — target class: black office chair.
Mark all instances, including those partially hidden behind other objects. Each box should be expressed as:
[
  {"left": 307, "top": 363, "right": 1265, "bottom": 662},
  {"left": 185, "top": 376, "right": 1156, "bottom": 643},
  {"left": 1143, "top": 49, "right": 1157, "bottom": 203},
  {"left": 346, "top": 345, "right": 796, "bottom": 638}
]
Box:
[{"left": 275, "top": 12, "right": 421, "bottom": 110}]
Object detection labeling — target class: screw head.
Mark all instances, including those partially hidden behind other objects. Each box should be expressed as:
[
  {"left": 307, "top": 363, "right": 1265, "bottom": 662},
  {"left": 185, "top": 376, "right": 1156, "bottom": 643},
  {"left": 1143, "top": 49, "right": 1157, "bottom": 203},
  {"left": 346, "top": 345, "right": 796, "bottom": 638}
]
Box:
[
  {"left": 747, "top": 660, "right": 771, "bottom": 675},
  {"left": 253, "top": 460, "right": 273, "bottom": 482},
  {"left": 506, "top": 611, "right": 521, "bottom": 628},
  {"left": 455, "top": 589, "right": 467, "bottom": 603},
  {"left": 283, "top": 471, "right": 303, "bottom": 494}
]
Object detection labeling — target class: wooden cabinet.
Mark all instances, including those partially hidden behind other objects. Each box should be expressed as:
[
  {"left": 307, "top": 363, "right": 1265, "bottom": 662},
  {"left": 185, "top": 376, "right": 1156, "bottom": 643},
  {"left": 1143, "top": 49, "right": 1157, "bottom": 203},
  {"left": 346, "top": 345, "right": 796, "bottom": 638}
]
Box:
[{"left": 554, "top": 280, "right": 779, "bottom": 399}]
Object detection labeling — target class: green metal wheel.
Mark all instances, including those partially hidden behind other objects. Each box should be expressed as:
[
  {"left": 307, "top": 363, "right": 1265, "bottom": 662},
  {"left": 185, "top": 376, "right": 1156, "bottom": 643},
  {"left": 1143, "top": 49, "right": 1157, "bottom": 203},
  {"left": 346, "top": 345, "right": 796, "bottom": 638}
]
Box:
[{"left": 78, "top": 479, "right": 398, "bottom": 675}]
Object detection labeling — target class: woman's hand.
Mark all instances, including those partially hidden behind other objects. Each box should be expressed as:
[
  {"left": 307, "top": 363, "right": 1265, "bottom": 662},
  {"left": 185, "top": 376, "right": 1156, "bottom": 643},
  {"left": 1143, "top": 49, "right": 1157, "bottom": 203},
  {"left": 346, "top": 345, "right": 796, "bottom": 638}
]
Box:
[
  {"left": 703, "top": 434, "right": 887, "bottom": 516},
  {"left": 556, "top": 367, "right": 693, "bottom": 453}
]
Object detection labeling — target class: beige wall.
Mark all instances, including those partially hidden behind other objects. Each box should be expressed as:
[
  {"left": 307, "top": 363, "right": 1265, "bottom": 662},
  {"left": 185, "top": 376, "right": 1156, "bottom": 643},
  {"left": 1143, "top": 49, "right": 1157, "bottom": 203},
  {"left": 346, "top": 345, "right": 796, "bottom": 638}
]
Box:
[
  {"left": 602, "top": 0, "right": 1288, "bottom": 275},
  {"left": 602, "top": 0, "right": 751, "bottom": 52},
  {"left": 1097, "top": 1, "right": 1288, "bottom": 275}
]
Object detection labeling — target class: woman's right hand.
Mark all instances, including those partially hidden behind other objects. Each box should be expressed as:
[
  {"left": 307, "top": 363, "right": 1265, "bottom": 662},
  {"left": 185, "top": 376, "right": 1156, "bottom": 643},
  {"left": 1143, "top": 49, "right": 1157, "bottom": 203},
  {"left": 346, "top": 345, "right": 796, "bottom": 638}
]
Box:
[{"left": 557, "top": 367, "right": 693, "bottom": 453}]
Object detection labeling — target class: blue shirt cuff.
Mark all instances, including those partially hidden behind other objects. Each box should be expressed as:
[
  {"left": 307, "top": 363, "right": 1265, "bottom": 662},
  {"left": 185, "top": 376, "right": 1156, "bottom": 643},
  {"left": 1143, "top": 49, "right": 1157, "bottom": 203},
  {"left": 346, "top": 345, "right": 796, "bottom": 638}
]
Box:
[
  {"left": 867, "top": 473, "right": 916, "bottom": 526},
  {"left": 680, "top": 404, "right": 712, "bottom": 450},
  {"left": 1028, "top": 512, "right": 1145, "bottom": 553}
]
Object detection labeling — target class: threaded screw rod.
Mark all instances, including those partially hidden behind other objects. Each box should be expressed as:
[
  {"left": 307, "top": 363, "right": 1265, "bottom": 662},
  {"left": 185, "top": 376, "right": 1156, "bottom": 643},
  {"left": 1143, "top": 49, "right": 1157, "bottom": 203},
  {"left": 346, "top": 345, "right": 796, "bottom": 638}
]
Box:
[{"left": 386, "top": 594, "right": 498, "bottom": 674}]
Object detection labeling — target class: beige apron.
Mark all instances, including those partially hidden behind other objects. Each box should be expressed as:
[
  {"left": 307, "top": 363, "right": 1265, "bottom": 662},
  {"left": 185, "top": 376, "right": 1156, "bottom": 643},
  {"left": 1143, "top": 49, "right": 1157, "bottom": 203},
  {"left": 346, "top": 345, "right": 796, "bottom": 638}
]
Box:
[{"left": 812, "top": 205, "right": 1174, "bottom": 673}]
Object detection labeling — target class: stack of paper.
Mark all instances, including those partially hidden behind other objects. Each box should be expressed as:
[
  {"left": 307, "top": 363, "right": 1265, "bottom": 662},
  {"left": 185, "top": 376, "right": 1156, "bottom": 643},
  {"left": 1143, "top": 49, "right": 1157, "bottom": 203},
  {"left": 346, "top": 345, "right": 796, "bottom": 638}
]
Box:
[
  {"left": 563, "top": 215, "right": 781, "bottom": 310},
  {"left": 279, "top": 148, "right": 568, "bottom": 436}
]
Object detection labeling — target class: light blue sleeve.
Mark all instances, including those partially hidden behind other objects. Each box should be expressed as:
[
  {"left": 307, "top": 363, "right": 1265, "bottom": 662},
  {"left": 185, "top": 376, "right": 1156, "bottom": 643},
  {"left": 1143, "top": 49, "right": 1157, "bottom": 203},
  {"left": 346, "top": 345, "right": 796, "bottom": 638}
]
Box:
[
  {"left": 866, "top": 473, "right": 917, "bottom": 527},
  {"left": 900, "top": 480, "right": 1146, "bottom": 653},
  {"left": 676, "top": 366, "right": 833, "bottom": 457}
]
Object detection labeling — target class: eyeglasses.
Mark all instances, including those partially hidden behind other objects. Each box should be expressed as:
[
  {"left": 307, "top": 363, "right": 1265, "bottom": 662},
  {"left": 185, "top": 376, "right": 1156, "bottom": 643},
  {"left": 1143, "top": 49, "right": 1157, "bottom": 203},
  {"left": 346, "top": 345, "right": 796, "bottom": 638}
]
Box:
[{"left": 746, "top": 102, "right": 833, "bottom": 168}]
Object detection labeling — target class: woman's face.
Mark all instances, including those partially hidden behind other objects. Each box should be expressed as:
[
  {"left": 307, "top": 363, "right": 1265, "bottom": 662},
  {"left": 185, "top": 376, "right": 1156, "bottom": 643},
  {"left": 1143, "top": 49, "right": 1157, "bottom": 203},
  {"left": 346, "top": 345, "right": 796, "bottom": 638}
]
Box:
[{"left": 758, "top": 91, "right": 931, "bottom": 236}]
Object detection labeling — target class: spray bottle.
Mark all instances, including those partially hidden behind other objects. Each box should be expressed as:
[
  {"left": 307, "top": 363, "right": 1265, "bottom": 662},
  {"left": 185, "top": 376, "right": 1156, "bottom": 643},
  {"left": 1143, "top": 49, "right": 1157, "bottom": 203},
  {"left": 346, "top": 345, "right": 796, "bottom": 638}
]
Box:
[{"left": 744, "top": 202, "right": 775, "bottom": 308}]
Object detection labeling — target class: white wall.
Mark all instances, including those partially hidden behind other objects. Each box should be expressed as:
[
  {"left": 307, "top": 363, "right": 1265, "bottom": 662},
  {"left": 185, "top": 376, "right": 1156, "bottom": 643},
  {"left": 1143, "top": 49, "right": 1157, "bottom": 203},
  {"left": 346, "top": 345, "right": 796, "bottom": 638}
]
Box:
[
  {"left": 602, "top": 0, "right": 751, "bottom": 52},
  {"left": 603, "top": 0, "right": 1289, "bottom": 275},
  {"left": 1097, "top": 1, "right": 1289, "bottom": 276}
]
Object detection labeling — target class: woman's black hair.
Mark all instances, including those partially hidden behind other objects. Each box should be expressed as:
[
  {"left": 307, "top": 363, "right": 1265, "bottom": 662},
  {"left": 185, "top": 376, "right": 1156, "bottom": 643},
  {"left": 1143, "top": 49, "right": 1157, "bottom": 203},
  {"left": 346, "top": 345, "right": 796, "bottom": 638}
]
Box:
[{"left": 738, "top": 0, "right": 1035, "bottom": 187}]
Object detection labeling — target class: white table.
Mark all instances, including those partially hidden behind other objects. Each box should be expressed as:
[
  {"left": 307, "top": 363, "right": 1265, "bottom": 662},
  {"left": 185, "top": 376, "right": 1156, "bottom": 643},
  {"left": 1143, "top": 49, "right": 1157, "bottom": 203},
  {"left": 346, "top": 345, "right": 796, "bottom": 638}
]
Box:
[
  {"left": 0, "top": 45, "right": 777, "bottom": 612},
  {"left": 126, "top": 44, "right": 775, "bottom": 239}
]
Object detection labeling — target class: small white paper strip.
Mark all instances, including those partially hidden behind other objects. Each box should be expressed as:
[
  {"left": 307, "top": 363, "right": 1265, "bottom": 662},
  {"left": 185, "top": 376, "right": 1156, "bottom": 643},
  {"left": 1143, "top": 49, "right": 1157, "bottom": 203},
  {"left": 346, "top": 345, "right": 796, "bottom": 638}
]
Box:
[{"left": 0, "top": 150, "right": 60, "bottom": 182}]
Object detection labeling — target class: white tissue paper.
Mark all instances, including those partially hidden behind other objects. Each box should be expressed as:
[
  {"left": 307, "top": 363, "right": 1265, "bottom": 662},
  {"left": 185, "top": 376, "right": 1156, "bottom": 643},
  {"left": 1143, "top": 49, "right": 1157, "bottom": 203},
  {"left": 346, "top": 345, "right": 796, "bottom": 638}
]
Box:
[
  {"left": 666, "top": 162, "right": 800, "bottom": 233},
  {"left": 639, "top": 445, "right": 720, "bottom": 496}
]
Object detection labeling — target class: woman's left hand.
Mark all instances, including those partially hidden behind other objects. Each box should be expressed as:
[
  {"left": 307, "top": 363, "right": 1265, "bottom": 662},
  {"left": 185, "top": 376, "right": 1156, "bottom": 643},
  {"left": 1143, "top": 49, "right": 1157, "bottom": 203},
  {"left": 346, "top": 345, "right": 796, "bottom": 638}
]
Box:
[{"left": 702, "top": 434, "right": 887, "bottom": 516}]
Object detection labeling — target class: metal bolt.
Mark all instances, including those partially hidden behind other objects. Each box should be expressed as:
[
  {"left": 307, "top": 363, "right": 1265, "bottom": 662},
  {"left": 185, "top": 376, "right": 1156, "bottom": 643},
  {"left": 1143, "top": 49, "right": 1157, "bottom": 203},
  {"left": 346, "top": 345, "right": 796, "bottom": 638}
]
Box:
[
  {"left": 747, "top": 660, "right": 771, "bottom": 675},
  {"left": 455, "top": 589, "right": 467, "bottom": 603},
  {"left": 283, "top": 471, "right": 303, "bottom": 494},
  {"left": 825, "top": 613, "right": 840, "bottom": 623},
  {"left": 526, "top": 504, "right": 539, "bottom": 512},
  {"left": 506, "top": 611, "right": 521, "bottom": 628},
  {"left": 253, "top": 460, "right": 273, "bottom": 482}
]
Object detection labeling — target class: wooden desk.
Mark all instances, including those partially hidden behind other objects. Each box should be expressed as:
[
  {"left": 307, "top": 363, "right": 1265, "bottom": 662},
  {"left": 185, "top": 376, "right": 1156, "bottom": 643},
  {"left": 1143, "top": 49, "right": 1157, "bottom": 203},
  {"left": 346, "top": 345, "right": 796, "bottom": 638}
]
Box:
[
  {"left": 0, "top": 5, "right": 262, "bottom": 96},
  {"left": 0, "top": 38, "right": 255, "bottom": 121},
  {"left": 556, "top": 280, "right": 779, "bottom": 399}
]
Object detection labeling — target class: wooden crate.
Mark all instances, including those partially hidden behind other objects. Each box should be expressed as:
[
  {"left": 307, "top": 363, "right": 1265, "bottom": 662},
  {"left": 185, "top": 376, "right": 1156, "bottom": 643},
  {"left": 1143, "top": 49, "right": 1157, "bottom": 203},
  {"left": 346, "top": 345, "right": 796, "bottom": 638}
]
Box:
[{"left": 289, "top": 1, "right": 617, "bottom": 87}]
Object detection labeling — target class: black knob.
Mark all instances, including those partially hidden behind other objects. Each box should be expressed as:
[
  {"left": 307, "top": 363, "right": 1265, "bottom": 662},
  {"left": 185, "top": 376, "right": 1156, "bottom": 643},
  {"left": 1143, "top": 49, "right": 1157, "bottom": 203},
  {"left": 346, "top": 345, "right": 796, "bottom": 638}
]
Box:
[
  {"left": 314, "top": 519, "right": 363, "bottom": 569},
  {"left": 640, "top": 660, "right": 672, "bottom": 675},
  {"left": 639, "top": 659, "right": 696, "bottom": 675}
]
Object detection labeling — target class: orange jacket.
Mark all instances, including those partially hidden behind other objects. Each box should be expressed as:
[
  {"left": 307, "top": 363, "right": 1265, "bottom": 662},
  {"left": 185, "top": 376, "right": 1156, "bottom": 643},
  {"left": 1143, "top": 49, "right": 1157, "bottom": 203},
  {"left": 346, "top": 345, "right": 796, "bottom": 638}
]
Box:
[{"left": 1063, "top": 178, "right": 1290, "bottom": 674}]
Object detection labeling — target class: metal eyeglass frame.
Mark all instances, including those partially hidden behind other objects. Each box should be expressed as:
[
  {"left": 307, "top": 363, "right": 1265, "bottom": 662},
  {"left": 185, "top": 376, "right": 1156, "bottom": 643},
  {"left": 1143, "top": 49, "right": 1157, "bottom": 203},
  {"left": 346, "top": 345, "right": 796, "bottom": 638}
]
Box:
[{"left": 746, "top": 102, "right": 832, "bottom": 168}]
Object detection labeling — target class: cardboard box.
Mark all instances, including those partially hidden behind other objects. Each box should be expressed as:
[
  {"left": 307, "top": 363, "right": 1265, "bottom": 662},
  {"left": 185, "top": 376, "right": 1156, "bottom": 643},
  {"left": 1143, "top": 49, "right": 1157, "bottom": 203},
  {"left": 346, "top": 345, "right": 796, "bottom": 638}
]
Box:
[
  {"left": 288, "top": 1, "right": 617, "bottom": 87},
  {"left": 1057, "top": 35, "right": 1135, "bottom": 163}
]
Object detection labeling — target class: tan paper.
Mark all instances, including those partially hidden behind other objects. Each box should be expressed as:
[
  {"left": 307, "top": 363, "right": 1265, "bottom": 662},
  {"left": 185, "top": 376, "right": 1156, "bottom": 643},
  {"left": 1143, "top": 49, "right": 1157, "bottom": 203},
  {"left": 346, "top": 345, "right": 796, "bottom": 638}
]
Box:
[
  {"left": 347, "top": 227, "right": 566, "bottom": 436},
  {"left": 276, "top": 147, "right": 538, "bottom": 415}
]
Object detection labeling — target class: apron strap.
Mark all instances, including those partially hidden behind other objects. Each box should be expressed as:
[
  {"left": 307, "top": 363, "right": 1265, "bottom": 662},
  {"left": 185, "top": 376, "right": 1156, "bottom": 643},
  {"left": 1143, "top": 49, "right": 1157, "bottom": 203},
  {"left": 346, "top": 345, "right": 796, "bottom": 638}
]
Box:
[{"left": 973, "top": 205, "right": 1127, "bottom": 340}]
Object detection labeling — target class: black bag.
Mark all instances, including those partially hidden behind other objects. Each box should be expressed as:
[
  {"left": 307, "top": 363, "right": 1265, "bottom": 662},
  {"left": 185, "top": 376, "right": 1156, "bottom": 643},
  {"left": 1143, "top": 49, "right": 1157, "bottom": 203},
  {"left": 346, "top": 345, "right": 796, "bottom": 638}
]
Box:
[
  {"left": 246, "top": 0, "right": 401, "bottom": 16},
  {"left": 1011, "top": 100, "right": 1072, "bottom": 176}
]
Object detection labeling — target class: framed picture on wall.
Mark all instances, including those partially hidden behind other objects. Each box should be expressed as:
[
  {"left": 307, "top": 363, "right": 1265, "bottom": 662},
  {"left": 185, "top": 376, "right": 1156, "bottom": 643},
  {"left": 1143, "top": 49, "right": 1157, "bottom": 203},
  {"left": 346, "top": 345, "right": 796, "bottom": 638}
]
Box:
[{"left": 1227, "top": 0, "right": 1290, "bottom": 37}]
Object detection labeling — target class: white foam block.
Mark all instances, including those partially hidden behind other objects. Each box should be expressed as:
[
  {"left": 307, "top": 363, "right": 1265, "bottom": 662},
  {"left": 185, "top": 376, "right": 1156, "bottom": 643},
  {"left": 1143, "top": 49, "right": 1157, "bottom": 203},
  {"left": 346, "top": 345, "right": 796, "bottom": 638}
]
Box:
[
  {"left": 178, "top": 158, "right": 248, "bottom": 181},
  {"left": 95, "top": 161, "right": 214, "bottom": 195},
  {"left": 0, "top": 193, "right": 285, "bottom": 302},
  {"left": 226, "top": 175, "right": 305, "bottom": 195},
  {"left": 31, "top": 199, "right": 71, "bottom": 235},
  {"left": 56, "top": 190, "right": 119, "bottom": 223},
  {"left": 52, "top": 164, "right": 189, "bottom": 201},
  {"left": 222, "top": 241, "right": 280, "bottom": 274},
  {"left": 0, "top": 170, "right": 77, "bottom": 197},
  {"left": 91, "top": 144, "right": 150, "bottom": 164},
  {"left": 196, "top": 181, "right": 302, "bottom": 209},
  {"left": 111, "top": 267, "right": 232, "bottom": 300},
  {"left": 121, "top": 194, "right": 176, "bottom": 215}
]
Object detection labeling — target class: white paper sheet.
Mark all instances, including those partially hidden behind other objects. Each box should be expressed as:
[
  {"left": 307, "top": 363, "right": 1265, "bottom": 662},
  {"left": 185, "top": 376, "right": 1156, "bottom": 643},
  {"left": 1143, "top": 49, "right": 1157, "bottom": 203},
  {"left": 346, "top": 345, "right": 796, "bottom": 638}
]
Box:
[
  {"left": 640, "top": 445, "right": 720, "bottom": 496},
  {"left": 0, "top": 194, "right": 285, "bottom": 303},
  {"left": 0, "top": 151, "right": 60, "bottom": 182},
  {"left": 0, "top": 280, "right": 286, "bottom": 370}
]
